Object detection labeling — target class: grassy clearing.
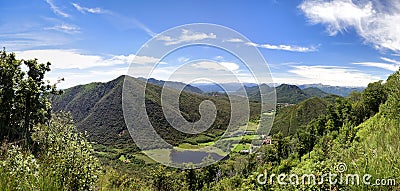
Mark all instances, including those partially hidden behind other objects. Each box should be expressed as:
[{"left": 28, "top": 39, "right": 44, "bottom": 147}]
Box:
[
  {"left": 177, "top": 143, "right": 205, "bottom": 149},
  {"left": 232, "top": 143, "right": 251, "bottom": 152}
]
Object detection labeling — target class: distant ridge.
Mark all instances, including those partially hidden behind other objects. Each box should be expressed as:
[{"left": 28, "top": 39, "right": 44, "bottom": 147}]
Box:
[
  {"left": 137, "top": 77, "right": 203, "bottom": 94},
  {"left": 193, "top": 82, "right": 363, "bottom": 97},
  {"left": 192, "top": 82, "right": 257, "bottom": 92},
  {"left": 298, "top": 83, "right": 364, "bottom": 97},
  {"left": 239, "top": 83, "right": 331, "bottom": 104}
]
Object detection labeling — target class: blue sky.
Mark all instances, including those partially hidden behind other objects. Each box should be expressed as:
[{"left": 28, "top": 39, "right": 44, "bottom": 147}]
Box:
[{"left": 1, "top": 0, "right": 400, "bottom": 88}]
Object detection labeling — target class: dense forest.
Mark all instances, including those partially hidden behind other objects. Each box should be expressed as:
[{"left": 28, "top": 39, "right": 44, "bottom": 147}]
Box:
[{"left": 1, "top": 49, "right": 399, "bottom": 190}]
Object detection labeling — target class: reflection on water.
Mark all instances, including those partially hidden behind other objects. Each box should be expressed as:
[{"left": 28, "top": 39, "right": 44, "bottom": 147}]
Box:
[{"left": 170, "top": 150, "right": 223, "bottom": 164}]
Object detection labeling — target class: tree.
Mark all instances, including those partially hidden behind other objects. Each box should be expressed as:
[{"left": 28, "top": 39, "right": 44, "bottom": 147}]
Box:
[
  {"left": 361, "top": 80, "right": 387, "bottom": 116},
  {"left": 382, "top": 69, "right": 400, "bottom": 119},
  {"left": 273, "top": 132, "right": 291, "bottom": 160},
  {"left": 0, "top": 48, "right": 61, "bottom": 146}
]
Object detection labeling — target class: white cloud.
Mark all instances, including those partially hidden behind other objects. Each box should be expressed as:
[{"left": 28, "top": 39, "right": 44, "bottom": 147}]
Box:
[
  {"left": 226, "top": 38, "right": 244, "bottom": 43},
  {"left": 45, "top": 0, "right": 70, "bottom": 18},
  {"left": 45, "top": 24, "right": 80, "bottom": 34},
  {"left": 281, "top": 65, "right": 381, "bottom": 86},
  {"left": 352, "top": 57, "right": 400, "bottom": 71},
  {"left": 72, "top": 3, "right": 105, "bottom": 14},
  {"left": 246, "top": 42, "right": 318, "bottom": 52},
  {"left": 352, "top": 62, "right": 398, "bottom": 71},
  {"left": 48, "top": 67, "right": 129, "bottom": 89},
  {"left": 71, "top": 3, "right": 155, "bottom": 37},
  {"left": 15, "top": 49, "right": 160, "bottom": 69},
  {"left": 299, "top": 0, "right": 400, "bottom": 52},
  {"left": 380, "top": 57, "right": 400, "bottom": 65},
  {"left": 1, "top": 32, "right": 70, "bottom": 51},
  {"left": 157, "top": 29, "right": 216, "bottom": 45}
]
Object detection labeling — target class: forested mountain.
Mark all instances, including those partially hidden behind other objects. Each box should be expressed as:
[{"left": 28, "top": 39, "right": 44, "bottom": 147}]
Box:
[
  {"left": 275, "top": 84, "right": 311, "bottom": 103},
  {"left": 3, "top": 49, "right": 399, "bottom": 190},
  {"left": 50, "top": 75, "right": 260, "bottom": 146},
  {"left": 302, "top": 87, "right": 330, "bottom": 97},
  {"left": 240, "top": 83, "right": 330, "bottom": 104},
  {"left": 271, "top": 97, "right": 330, "bottom": 136}
]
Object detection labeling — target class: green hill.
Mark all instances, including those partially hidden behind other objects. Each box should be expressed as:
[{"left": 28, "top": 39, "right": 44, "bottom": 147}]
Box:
[
  {"left": 284, "top": 70, "right": 400, "bottom": 191},
  {"left": 271, "top": 97, "right": 330, "bottom": 136},
  {"left": 275, "top": 84, "right": 311, "bottom": 104},
  {"left": 302, "top": 87, "right": 330, "bottom": 98},
  {"left": 51, "top": 75, "right": 260, "bottom": 146}
]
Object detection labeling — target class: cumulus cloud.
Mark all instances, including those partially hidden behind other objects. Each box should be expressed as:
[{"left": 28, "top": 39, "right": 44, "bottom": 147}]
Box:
[
  {"left": 157, "top": 29, "right": 216, "bottom": 45},
  {"left": 15, "top": 49, "right": 160, "bottom": 69},
  {"left": 299, "top": 0, "right": 400, "bottom": 52},
  {"left": 47, "top": 67, "right": 129, "bottom": 89}
]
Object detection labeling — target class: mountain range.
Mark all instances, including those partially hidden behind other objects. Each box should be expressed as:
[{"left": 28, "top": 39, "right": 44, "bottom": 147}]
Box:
[
  {"left": 192, "top": 82, "right": 363, "bottom": 97},
  {"left": 50, "top": 76, "right": 361, "bottom": 147},
  {"left": 50, "top": 75, "right": 260, "bottom": 146}
]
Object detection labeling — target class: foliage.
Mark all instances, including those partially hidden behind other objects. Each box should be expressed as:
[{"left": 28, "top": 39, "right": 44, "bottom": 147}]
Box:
[
  {"left": 32, "top": 112, "right": 101, "bottom": 190},
  {"left": 302, "top": 87, "right": 330, "bottom": 98},
  {"left": 51, "top": 75, "right": 260, "bottom": 147},
  {"left": 0, "top": 144, "right": 40, "bottom": 190},
  {"left": 0, "top": 49, "right": 61, "bottom": 146},
  {"left": 271, "top": 97, "right": 330, "bottom": 136}
]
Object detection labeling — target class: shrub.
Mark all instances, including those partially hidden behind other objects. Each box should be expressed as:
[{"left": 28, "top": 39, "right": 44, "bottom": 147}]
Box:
[
  {"left": 0, "top": 144, "right": 40, "bottom": 190},
  {"left": 32, "top": 112, "right": 101, "bottom": 190}
]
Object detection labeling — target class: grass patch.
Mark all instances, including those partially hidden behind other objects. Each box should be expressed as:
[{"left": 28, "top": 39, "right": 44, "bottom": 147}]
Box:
[
  {"left": 178, "top": 143, "right": 204, "bottom": 149},
  {"left": 232, "top": 144, "right": 251, "bottom": 152}
]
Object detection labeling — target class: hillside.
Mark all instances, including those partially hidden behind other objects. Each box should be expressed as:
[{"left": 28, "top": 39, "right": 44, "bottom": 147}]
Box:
[
  {"left": 271, "top": 97, "right": 330, "bottom": 136},
  {"left": 283, "top": 70, "right": 400, "bottom": 190},
  {"left": 241, "top": 84, "right": 329, "bottom": 104},
  {"left": 51, "top": 75, "right": 260, "bottom": 146},
  {"left": 302, "top": 87, "right": 330, "bottom": 97},
  {"left": 275, "top": 84, "right": 311, "bottom": 104}
]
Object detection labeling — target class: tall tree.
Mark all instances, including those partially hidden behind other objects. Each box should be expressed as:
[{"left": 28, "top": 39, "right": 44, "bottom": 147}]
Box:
[{"left": 0, "top": 48, "right": 61, "bottom": 146}]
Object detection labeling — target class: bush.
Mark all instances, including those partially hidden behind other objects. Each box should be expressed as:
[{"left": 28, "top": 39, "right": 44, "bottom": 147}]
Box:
[
  {"left": 0, "top": 144, "right": 40, "bottom": 190},
  {"left": 32, "top": 112, "right": 101, "bottom": 190}
]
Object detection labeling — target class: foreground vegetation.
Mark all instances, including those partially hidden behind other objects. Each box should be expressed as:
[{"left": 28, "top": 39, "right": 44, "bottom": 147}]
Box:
[{"left": 1, "top": 49, "right": 399, "bottom": 190}]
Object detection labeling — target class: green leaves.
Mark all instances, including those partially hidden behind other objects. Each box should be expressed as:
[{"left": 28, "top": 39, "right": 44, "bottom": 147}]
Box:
[
  {"left": 32, "top": 112, "right": 101, "bottom": 190},
  {"left": 0, "top": 49, "right": 62, "bottom": 145}
]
